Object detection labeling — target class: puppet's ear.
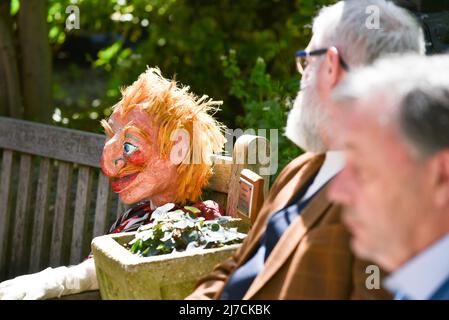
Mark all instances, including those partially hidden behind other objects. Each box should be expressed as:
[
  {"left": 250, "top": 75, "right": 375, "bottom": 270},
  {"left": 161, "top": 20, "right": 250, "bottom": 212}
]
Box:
[{"left": 169, "top": 128, "right": 190, "bottom": 165}]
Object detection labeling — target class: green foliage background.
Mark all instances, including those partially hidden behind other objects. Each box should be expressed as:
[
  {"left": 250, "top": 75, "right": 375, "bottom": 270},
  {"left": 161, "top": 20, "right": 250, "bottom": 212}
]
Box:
[{"left": 45, "top": 0, "right": 336, "bottom": 176}]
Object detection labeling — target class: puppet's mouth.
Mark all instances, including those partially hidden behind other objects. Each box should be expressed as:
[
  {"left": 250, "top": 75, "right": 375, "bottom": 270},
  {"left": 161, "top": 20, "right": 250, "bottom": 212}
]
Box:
[{"left": 111, "top": 173, "right": 139, "bottom": 193}]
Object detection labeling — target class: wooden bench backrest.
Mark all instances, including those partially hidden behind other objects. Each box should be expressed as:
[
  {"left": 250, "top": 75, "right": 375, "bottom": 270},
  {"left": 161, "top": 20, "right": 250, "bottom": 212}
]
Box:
[{"left": 0, "top": 116, "right": 270, "bottom": 281}]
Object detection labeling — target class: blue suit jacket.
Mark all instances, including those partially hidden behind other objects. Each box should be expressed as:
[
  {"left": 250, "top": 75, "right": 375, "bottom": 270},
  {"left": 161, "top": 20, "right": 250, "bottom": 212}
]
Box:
[{"left": 430, "top": 277, "right": 449, "bottom": 299}]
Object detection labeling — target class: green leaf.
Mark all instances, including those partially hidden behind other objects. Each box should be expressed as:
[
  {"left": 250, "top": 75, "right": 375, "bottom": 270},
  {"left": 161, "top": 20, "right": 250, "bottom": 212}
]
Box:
[
  {"left": 184, "top": 206, "right": 201, "bottom": 215},
  {"left": 166, "top": 210, "right": 185, "bottom": 221},
  {"left": 173, "top": 219, "right": 195, "bottom": 229},
  {"left": 216, "top": 216, "right": 232, "bottom": 224},
  {"left": 160, "top": 231, "right": 173, "bottom": 242},
  {"left": 138, "top": 223, "right": 154, "bottom": 231},
  {"left": 156, "top": 203, "right": 176, "bottom": 213},
  {"left": 94, "top": 41, "right": 123, "bottom": 68},
  {"left": 10, "top": 0, "right": 20, "bottom": 16},
  {"left": 163, "top": 238, "right": 176, "bottom": 250},
  {"left": 141, "top": 247, "right": 151, "bottom": 256},
  {"left": 180, "top": 230, "right": 199, "bottom": 245},
  {"left": 151, "top": 203, "right": 175, "bottom": 220},
  {"left": 187, "top": 212, "right": 197, "bottom": 220},
  {"left": 138, "top": 229, "right": 154, "bottom": 241},
  {"left": 130, "top": 239, "right": 142, "bottom": 254}
]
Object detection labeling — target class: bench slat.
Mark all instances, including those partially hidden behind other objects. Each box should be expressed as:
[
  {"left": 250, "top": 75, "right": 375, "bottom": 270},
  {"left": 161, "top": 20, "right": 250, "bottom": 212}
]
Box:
[
  {"left": 207, "top": 155, "right": 232, "bottom": 194},
  {"left": 29, "top": 157, "right": 53, "bottom": 273},
  {"left": 50, "top": 162, "right": 73, "bottom": 267},
  {"left": 0, "top": 116, "right": 105, "bottom": 168},
  {"left": 92, "top": 173, "right": 111, "bottom": 238},
  {"left": 70, "top": 166, "right": 92, "bottom": 265},
  {"left": 116, "top": 199, "right": 129, "bottom": 221},
  {"left": 0, "top": 150, "right": 14, "bottom": 279},
  {"left": 10, "top": 154, "right": 32, "bottom": 277}
]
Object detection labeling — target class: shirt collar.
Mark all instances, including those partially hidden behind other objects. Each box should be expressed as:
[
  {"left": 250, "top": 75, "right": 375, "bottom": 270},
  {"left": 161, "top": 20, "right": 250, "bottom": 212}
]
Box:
[
  {"left": 301, "top": 151, "right": 344, "bottom": 200},
  {"left": 384, "top": 233, "right": 449, "bottom": 300}
]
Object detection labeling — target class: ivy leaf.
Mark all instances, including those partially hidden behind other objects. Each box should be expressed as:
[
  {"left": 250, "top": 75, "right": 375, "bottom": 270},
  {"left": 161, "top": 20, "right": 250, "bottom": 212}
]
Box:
[
  {"left": 164, "top": 238, "right": 176, "bottom": 250},
  {"left": 210, "top": 223, "right": 220, "bottom": 232},
  {"left": 161, "top": 222, "right": 174, "bottom": 233},
  {"left": 167, "top": 210, "right": 186, "bottom": 220},
  {"left": 151, "top": 203, "right": 176, "bottom": 220},
  {"left": 187, "top": 212, "right": 197, "bottom": 219},
  {"left": 173, "top": 219, "right": 195, "bottom": 229},
  {"left": 203, "top": 229, "right": 226, "bottom": 243},
  {"left": 141, "top": 247, "right": 151, "bottom": 256},
  {"left": 130, "top": 239, "right": 142, "bottom": 254},
  {"left": 139, "top": 223, "right": 154, "bottom": 231},
  {"left": 143, "top": 248, "right": 160, "bottom": 257},
  {"left": 216, "top": 216, "right": 232, "bottom": 224},
  {"left": 161, "top": 231, "right": 173, "bottom": 242},
  {"left": 137, "top": 229, "right": 154, "bottom": 241},
  {"left": 186, "top": 242, "right": 202, "bottom": 251},
  {"left": 181, "top": 230, "right": 199, "bottom": 244},
  {"left": 184, "top": 206, "right": 201, "bottom": 215}
]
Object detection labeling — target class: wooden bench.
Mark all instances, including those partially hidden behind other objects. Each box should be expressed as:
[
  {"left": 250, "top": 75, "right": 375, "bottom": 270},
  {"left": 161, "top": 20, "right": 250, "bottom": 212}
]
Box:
[{"left": 0, "top": 116, "right": 270, "bottom": 288}]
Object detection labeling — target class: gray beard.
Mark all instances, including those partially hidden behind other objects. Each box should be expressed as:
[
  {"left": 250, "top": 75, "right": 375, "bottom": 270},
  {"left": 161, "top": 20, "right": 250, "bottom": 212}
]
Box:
[{"left": 285, "top": 84, "right": 328, "bottom": 153}]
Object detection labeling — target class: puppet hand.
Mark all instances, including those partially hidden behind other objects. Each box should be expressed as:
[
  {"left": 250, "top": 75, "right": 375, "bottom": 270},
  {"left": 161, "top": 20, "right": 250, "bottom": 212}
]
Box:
[
  {"left": 0, "top": 268, "right": 65, "bottom": 300},
  {"left": 0, "top": 258, "right": 98, "bottom": 300}
]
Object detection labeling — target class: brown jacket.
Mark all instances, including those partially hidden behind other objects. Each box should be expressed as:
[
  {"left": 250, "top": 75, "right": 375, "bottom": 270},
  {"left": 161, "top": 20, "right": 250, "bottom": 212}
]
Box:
[{"left": 186, "top": 152, "right": 392, "bottom": 300}]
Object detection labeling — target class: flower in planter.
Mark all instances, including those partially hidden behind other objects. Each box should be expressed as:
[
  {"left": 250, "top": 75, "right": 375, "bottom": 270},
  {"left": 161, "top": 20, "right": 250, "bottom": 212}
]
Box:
[{"left": 125, "top": 203, "right": 247, "bottom": 257}]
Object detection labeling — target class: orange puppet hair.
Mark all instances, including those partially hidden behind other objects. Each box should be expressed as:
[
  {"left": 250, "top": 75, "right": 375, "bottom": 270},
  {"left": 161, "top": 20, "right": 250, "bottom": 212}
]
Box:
[{"left": 102, "top": 67, "right": 226, "bottom": 204}]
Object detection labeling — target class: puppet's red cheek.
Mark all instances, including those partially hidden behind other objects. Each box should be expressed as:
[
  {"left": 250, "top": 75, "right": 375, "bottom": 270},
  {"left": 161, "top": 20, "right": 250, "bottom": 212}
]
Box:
[{"left": 127, "top": 150, "right": 146, "bottom": 166}]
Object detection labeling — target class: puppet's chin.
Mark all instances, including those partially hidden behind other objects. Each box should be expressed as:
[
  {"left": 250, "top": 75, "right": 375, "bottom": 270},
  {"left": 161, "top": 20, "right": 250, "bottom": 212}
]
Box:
[
  {"left": 118, "top": 191, "right": 143, "bottom": 205},
  {"left": 117, "top": 182, "right": 157, "bottom": 205}
]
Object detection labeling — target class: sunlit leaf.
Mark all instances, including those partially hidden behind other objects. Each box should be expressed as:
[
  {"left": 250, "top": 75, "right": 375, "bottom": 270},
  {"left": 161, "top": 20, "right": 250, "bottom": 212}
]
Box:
[
  {"left": 10, "top": 0, "right": 20, "bottom": 16},
  {"left": 184, "top": 206, "right": 201, "bottom": 215}
]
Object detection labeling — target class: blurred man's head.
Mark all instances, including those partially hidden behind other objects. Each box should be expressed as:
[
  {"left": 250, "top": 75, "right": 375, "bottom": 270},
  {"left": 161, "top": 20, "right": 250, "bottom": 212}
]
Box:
[
  {"left": 328, "top": 54, "right": 449, "bottom": 272},
  {"left": 286, "top": 0, "right": 425, "bottom": 152}
]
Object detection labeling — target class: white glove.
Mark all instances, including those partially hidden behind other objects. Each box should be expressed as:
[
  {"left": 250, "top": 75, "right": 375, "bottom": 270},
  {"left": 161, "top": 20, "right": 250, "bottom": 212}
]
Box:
[{"left": 0, "top": 258, "right": 98, "bottom": 300}]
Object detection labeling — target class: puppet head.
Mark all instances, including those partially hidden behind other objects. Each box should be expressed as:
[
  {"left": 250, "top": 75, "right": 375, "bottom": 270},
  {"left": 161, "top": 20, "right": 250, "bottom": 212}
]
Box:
[{"left": 100, "top": 68, "right": 226, "bottom": 207}]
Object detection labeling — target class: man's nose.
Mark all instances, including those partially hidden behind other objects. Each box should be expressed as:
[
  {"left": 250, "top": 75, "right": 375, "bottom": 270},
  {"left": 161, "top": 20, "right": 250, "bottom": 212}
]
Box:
[{"left": 100, "top": 138, "right": 125, "bottom": 177}]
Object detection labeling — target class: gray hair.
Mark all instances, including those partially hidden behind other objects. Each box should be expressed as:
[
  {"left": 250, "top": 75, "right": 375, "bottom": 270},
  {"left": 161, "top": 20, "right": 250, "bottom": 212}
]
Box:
[
  {"left": 332, "top": 54, "right": 449, "bottom": 158},
  {"left": 313, "top": 0, "right": 426, "bottom": 66}
]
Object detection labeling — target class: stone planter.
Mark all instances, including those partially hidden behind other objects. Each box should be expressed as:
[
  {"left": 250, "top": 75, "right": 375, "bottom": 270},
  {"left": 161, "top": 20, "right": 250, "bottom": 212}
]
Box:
[{"left": 91, "top": 220, "right": 248, "bottom": 300}]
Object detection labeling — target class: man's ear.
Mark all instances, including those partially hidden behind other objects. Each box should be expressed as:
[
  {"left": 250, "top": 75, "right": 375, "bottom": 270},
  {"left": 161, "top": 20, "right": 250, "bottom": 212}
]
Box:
[
  {"left": 324, "top": 46, "right": 345, "bottom": 89},
  {"left": 431, "top": 150, "right": 449, "bottom": 209}
]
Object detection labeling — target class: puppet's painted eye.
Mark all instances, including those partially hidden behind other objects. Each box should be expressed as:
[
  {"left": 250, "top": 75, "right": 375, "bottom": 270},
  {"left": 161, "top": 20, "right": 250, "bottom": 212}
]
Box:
[{"left": 123, "top": 142, "right": 138, "bottom": 156}]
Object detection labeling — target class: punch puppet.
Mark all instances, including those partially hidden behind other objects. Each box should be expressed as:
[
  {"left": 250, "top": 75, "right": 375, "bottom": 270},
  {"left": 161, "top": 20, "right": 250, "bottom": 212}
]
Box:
[{"left": 0, "top": 68, "right": 226, "bottom": 299}]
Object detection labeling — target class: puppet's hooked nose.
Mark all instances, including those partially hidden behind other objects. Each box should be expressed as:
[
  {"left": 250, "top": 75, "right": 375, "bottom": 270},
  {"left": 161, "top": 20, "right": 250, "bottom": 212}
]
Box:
[{"left": 100, "top": 137, "right": 125, "bottom": 177}]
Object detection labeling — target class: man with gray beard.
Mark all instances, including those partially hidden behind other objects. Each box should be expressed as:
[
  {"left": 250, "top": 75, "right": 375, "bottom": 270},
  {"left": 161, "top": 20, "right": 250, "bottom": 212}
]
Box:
[{"left": 187, "top": 0, "right": 424, "bottom": 300}]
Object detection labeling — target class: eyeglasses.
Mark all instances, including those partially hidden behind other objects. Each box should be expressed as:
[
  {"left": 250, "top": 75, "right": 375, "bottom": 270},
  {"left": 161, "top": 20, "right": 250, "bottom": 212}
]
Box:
[{"left": 295, "top": 48, "right": 349, "bottom": 75}]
